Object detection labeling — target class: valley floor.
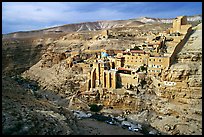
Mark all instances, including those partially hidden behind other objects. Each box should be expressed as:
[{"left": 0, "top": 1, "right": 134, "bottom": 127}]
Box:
[{"left": 77, "top": 119, "right": 142, "bottom": 135}]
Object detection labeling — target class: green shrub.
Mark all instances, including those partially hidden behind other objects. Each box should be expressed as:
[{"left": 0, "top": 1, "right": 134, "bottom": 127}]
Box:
[
  {"left": 89, "top": 104, "right": 103, "bottom": 112},
  {"left": 133, "top": 46, "right": 141, "bottom": 50},
  {"left": 140, "top": 66, "right": 147, "bottom": 71}
]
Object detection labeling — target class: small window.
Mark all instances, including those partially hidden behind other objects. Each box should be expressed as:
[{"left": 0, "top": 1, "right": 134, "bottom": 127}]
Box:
[{"left": 149, "top": 59, "right": 151, "bottom": 61}]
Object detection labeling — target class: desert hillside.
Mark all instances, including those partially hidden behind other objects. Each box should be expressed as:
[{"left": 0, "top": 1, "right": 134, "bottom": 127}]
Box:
[{"left": 3, "top": 15, "right": 201, "bottom": 39}]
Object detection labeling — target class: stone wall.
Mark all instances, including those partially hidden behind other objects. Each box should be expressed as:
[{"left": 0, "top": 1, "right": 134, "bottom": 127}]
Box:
[
  {"left": 170, "top": 27, "right": 192, "bottom": 64},
  {"left": 147, "top": 56, "right": 170, "bottom": 75},
  {"left": 118, "top": 73, "right": 139, "bottom": 88},
  {"left": 123, "top": 54, "right": 149, "bottom": 69}
]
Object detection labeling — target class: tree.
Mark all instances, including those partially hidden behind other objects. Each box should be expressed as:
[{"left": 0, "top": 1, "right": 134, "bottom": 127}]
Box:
[
  {"left": 140, "top": 79, "right": 147, "bottom": 89},
  {"left": 89, "top": 104, "right": 103, "bottom": 112},
  {"left": 133, "top": 46, "right": 141, "bottom": 50},
  {"left": 140, "top": 66, "right": 146, "bottom": 71}
]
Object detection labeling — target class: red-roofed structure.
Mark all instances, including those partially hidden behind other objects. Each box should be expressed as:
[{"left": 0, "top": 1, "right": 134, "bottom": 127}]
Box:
[{"left": 117, "top": 67, "right": 131, "bottom": 71}]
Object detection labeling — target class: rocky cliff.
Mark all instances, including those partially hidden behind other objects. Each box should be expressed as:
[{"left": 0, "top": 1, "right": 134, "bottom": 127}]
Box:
[
  {"left": 131, "top": 23, "right": 202, "bottom": 135},
  {"left": 2, "top": 35, "right": 64, "bottom": 76}
]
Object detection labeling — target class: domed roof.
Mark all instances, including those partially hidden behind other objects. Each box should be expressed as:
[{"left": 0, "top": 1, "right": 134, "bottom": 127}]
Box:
[{"left": 101, "top": 52, "right": 108, "bottom": 58}]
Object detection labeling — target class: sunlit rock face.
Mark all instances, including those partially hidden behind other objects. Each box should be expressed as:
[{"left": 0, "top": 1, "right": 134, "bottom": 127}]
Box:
[{"left": 148, "top": 23, "right": 202, "bottom": 135}]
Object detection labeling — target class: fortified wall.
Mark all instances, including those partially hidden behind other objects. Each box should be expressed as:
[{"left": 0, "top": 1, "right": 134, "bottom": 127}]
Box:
[{"left": 169, "top": 16, "right": 192, "bottom": 64}]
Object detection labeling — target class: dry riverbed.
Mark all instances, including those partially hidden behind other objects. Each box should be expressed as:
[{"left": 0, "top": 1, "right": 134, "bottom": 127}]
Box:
[{"left": 77, "top": 118, "right": 143, "bottom": 135}]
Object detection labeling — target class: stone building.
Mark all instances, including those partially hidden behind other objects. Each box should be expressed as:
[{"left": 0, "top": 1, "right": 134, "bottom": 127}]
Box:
[
  {"left": 71, "top": 50, "right": 81, "bottom": 57},
  {"left": 66, "top": 57, "right": 73, "bottom": 68},
  {"left": 147, "top": 56, "right": 170, "bottom": 76},
  {"left": 144, "top": 35, "right": 166, "bottom": 54},
  {"left": 86, "top": 57, "right": 117, "bottom": 91},
  {"left": 117, "top": 68, "right": 145, "bottom": 89},
  {"left": 86, "top": 15, "right": 193, "bottom": 91},
  {"left": 86, "top": 51, "right": 146, "bottom": 91},
  {"left": 122, "top": 50, "right": 150, "bottom": 69},
  {"left": 168, "top": 16, "right": 192, "bottom": 64},
  {"left": 170, "top": 16, "right": 192, "bottom": 35},
  {"left": 93, "top": 30, "right": 109, "bottom": 40},
  {"left": 115, "top": 56, "right": 125, "bottom": 68}
]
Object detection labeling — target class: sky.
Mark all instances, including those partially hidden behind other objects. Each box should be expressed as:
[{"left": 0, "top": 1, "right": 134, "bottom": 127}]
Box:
[{"left": 2, "top": 2, "right": 202, "bottom": 34}]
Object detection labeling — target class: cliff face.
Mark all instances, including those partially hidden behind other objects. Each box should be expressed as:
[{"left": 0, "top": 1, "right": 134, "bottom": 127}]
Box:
[
  {"left": 146, "top": 23, "right": 202, "bottom": 135},
  {"left": 2, "top": 33, "right": 69, "bottom": 76},
  {"left": 161, "top": 23, "right": 202, "bottom": 89},
  {"left": 2, "top": 38, "right": 45, "bottom": 76}
]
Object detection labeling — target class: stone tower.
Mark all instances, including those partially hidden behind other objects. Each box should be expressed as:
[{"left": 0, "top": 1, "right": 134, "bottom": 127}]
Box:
[{"left": 172, "top": 16, "right": 187, "bottom": 33}]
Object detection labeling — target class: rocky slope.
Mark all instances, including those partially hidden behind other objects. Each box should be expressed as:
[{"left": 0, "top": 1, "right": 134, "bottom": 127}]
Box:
[
  {"left": 2, "top": 34, "right": 67, "bottom": 76},
  {"left": 21, "top": 57, "right": 85, "bottom": 95},
  {"left": 2, "top": 20, "right": 144, "bottom": 39},
  {"left": 135, "top": 14, "right": 202, "bottom": 23},
  {"left": 3, "top": 75, "right": 144, "bottom": 135},
  {"left": 2, "top": 76, "right": 79, "bottom": 135}
]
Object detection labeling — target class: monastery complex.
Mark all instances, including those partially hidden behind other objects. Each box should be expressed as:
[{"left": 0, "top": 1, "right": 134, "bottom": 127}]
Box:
[{"left": 64, "top": 16, "right": 192, "bottom": 96}]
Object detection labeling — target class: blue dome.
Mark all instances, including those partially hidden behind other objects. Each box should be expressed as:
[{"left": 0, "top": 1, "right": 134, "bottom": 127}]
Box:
[{"left": 101, "top": 52, "right": 108, "bottom": 58}]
